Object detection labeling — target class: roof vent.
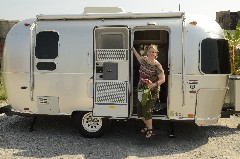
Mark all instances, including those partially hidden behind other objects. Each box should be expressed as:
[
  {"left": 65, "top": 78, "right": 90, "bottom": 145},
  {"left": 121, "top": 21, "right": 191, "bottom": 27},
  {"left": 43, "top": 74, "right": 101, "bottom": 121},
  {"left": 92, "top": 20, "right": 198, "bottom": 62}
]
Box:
[{"left": 83, "top": 7, "right": 124, "bottom": 14}]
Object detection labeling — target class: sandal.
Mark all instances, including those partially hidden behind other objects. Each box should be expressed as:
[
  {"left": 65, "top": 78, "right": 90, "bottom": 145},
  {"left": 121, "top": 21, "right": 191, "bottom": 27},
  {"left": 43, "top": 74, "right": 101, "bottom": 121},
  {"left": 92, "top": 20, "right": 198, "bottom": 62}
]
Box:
[
  {"left": 146, "top": 129, "right": 155, "bottom": 139},
  {"left": 141, "top": 127, "right": 148, "bottom": 135}
]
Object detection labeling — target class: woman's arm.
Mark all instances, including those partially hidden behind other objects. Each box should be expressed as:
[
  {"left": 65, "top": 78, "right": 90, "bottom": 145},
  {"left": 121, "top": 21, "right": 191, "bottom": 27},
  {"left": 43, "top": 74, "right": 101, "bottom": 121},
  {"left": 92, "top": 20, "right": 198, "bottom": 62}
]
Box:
[
  {"left": 131, "top": 47, "right": 142, "bottom": 63},
  {"left": 155, "top": 62, "right": 165, "bottom": 87},
  {"left": 148, "top": 71, "right": 165, "bottom": 90},
  {"left": 156, "top": 71, "right": 165, "bottom": 86}
]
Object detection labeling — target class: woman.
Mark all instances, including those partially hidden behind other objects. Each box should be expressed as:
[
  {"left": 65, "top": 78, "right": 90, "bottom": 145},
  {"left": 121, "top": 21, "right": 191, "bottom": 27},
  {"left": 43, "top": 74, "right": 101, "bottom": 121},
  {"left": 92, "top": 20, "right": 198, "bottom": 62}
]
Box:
[{"left": 131, "top": 44, "right": 165, "bottom": 139}]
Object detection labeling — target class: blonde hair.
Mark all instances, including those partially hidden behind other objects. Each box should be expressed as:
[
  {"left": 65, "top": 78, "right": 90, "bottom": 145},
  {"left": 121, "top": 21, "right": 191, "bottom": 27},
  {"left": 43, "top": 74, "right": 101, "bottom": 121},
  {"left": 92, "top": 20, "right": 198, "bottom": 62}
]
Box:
[
  {"left": 147, "top": 44, "right": 159, "bottom": 52},
  {"left": 147, "top": 44, "right": 159, "bottom": 59}
]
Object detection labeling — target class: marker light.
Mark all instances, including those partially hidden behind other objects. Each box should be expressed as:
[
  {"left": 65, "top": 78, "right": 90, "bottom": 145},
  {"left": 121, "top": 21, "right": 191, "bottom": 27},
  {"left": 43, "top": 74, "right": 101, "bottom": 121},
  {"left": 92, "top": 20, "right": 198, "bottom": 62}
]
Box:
[
  {"left": 189, "top": 21, "right": 197, "bottom": 25},
  {"left": 188, "top": 114, "right": 194, "bottom": 118},
  {"left": 24, "top": 23, "right": 31, "bottom": 27}
]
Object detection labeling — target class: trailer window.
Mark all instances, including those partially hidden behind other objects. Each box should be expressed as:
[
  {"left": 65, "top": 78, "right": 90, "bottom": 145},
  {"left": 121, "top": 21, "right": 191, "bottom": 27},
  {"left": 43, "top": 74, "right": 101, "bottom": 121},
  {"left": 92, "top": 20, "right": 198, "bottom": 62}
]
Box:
[
  {"left": 100, "top": 34, "right": 123, "bottom": 49},
  {"left": 35, "top": 31, "right": 59, "bottom": 59},
  {"left": 36, "top": 62, "right": 56, "bottom": 71},
  {"left": 201, "top": 38, "right": 230, "bottom": 74}
]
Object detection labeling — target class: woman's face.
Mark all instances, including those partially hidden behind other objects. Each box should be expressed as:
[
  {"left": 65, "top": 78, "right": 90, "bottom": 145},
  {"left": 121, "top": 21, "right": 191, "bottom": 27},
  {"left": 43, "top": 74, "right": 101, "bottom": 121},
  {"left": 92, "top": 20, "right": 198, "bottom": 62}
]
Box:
[{"left": 147, "top": 48, "right": 158, "bottom": 58}]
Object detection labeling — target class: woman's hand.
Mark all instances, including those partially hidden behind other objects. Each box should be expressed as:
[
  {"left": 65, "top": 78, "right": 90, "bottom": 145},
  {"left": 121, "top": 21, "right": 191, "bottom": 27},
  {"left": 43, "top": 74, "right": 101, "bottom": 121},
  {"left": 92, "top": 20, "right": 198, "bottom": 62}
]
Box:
[
  {"left": 148, "top": 82, "right": 156, "bottom": 90},
  {"left": 130, "top": 47, "right": 136, "bottom": 53},
  {"left": 141, "top": 78, "right": 156, "bottom": 90},
  {"left": 131, "top": 47, "right": 141, "bottom": 62}
]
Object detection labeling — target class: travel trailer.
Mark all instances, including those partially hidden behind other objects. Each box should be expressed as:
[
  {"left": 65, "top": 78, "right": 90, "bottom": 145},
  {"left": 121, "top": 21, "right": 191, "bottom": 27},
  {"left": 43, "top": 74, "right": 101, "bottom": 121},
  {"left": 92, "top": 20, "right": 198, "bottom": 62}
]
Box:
[{"left": 0, "top": 7, "right": 237, "bottom": 137}]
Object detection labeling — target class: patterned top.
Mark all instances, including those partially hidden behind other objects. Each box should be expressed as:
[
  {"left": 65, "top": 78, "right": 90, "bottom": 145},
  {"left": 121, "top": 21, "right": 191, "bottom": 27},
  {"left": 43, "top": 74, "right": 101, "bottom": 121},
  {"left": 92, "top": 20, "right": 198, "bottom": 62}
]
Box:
[{"left": 139, "top": 57, "right": 163, "bottom": 91}]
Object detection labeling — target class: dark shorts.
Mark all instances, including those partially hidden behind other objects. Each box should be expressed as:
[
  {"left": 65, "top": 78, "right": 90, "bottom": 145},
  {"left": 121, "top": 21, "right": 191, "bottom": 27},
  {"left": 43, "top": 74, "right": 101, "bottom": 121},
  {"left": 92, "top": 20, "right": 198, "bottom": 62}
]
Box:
[{"left": 137, "top": 90, "right": 159, "bottom": 120}]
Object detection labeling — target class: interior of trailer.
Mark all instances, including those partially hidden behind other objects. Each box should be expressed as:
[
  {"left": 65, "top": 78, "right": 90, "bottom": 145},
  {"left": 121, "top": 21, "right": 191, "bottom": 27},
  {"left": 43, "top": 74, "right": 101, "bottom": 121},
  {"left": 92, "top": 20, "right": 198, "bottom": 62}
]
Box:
[{"left": 132, "top": 29, "right": 169, "bottom": 116}]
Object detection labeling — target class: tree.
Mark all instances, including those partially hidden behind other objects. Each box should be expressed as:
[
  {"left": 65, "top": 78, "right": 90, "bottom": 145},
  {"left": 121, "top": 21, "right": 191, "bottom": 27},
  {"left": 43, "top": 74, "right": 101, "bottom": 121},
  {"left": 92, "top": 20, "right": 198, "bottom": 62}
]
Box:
[{"left": 224, "top": 20, "right": 240, "bottom": 75}]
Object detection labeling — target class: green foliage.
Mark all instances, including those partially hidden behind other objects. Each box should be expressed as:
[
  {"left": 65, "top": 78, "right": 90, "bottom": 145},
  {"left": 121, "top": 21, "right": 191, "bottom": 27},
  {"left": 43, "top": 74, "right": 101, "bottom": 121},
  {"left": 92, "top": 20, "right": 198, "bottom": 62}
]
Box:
[
  {"left": 0, "top": 74, "right": 7, "bottom": 101},
  {"left": 224, "top": 20, "right": 240, "bottom": 75},
  {"left": 0, "top": 87, "right": 6, "bottom": 101},
  {"left": 141, "top": 89, "right": 151, "bottom": 106}
]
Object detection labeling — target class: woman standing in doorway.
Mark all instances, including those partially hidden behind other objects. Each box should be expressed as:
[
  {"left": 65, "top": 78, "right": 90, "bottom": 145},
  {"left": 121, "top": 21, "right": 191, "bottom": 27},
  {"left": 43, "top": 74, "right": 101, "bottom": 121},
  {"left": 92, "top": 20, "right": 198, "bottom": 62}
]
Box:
[{"left": 131, "top": 44, "right": 165, "bottom": 139}]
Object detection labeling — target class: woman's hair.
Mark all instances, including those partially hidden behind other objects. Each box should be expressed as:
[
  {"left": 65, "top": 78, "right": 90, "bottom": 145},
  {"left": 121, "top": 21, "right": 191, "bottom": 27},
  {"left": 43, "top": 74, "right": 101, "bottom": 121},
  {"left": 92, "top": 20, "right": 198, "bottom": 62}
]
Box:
[
  {"left": 147, "top": 44, "right": 159, "bottom": 52},
  {"left": 147, "top": 44, "right": 159, "bottom": 59}
]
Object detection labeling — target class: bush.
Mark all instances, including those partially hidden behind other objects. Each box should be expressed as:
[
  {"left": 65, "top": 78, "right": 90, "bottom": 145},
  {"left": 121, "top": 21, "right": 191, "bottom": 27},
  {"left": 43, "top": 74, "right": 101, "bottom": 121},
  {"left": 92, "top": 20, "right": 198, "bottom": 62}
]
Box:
[
  {"left": 0, "top": 75, "right": 7, "bottom": 101},
  {"left": 0, "top": 85, "right": 6, "bottom": 101},
  {"left": 224, "top": 20, "right": 240, "bottom": 75}
]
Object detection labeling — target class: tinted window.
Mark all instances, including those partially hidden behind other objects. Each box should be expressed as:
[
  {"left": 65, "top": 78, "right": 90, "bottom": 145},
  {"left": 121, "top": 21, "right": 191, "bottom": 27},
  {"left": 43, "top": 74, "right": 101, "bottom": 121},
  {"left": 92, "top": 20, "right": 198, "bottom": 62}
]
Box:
[
  {"left": 100, "top": 34, "right": 123, "bottom": 49},
  {"left": 201, "top": 38, "right": 230, "bottom": 74},
  {"left": 37, "top": 62, "right": 56, "bottom": 71},
  {"left": 35, "top": 31, "right": 59, "bottom": 59}
]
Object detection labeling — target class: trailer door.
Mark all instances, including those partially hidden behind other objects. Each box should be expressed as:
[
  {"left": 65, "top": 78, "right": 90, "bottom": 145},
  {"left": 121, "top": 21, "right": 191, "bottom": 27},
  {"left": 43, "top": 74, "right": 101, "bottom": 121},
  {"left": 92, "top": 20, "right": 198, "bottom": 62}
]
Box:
[{"left": 92, "top": 26, "right": 130, "bottom": 118}]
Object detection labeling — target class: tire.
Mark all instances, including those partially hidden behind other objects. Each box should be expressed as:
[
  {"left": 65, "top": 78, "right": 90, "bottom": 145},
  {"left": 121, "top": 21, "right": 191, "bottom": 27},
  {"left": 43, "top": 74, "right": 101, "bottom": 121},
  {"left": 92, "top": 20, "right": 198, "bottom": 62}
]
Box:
[{"left": 74, "top": 111, "right": 108, "bottom": 138}]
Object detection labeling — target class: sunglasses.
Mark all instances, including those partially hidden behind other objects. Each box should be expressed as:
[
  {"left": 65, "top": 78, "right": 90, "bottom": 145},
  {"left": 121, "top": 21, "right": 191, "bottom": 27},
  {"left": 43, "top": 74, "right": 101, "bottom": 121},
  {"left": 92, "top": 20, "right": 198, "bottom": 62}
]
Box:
[{"left": 148, "top": 51, "right": 158, "bottom": 54}]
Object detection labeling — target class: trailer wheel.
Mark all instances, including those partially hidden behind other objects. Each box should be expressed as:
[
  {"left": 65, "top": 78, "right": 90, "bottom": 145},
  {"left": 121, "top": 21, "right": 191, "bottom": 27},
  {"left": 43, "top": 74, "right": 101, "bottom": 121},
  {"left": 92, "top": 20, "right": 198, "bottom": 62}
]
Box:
[{"left": 74, "top": 112, "right": 108, "bottom": 138}]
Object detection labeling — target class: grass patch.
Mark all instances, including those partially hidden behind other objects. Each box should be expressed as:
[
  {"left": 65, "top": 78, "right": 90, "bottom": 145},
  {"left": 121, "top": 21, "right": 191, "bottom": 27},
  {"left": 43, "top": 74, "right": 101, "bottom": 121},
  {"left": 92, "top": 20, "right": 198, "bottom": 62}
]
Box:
[
  {"left": 0, "top": 85, "right": 6, "bottom": 101},
  {"left": 0, "top": 74, "right": 7, "bottom": 101}
]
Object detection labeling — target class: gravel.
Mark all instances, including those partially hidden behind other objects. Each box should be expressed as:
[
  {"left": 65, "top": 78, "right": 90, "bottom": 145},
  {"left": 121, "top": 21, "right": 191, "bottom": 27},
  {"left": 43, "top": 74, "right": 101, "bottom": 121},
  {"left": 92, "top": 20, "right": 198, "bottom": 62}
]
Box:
[{"left": 0, "top": 111, "right": 240, "bottom": 159}]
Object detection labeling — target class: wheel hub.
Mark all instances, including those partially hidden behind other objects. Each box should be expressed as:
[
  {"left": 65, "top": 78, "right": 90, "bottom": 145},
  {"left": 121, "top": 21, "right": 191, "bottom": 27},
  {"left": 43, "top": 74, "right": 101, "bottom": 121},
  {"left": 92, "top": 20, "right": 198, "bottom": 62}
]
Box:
[{"left": 82, "top": 112, "right": 103, "bottom": 132}]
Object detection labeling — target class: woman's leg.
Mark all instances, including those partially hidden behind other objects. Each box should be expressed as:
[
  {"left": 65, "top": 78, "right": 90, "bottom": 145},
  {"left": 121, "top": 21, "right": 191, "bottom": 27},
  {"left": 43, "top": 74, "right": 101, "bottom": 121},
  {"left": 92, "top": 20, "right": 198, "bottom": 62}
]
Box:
[
  {"left": 140, "top": 90, "right": 158, "bottom": 135},
  {"left": 138, "top": 100, "right": 148, "bottom": 133},
  {"left": 145, "top": 119, "right": 153, "bottom": 129},
  {"left": 141, "top": 118, "right": 147, "bottom": 126},
  {"left": 143, "top": 91, "right": 158, "bottom": 138},
  {"left": 145, "top": 119, "right": 154, "bottom": 138}
]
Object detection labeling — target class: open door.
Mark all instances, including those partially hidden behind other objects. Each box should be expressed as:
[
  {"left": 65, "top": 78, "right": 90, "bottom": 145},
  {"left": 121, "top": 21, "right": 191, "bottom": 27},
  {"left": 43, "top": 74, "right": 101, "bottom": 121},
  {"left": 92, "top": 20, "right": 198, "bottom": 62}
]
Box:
[
  {"left": 132, "top": 28, "right": 169, "bottom": 117},
  {"left": 92, "top": 26, "right": 130, "bottom": 118}
]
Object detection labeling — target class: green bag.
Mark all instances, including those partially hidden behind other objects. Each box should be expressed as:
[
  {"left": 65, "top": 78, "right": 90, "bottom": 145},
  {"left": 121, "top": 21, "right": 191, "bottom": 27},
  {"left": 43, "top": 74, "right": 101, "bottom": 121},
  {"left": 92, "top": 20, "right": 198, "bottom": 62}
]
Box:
[{"left": 141, "top": 88, "right": 152, "bottom": 106}]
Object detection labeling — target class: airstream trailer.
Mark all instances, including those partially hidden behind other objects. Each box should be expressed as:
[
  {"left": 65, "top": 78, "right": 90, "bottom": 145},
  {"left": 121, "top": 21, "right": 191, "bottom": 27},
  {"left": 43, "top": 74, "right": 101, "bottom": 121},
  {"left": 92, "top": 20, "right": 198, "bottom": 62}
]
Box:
[{"left": 0, "top": 7, "right": 234, "bottom": 137}]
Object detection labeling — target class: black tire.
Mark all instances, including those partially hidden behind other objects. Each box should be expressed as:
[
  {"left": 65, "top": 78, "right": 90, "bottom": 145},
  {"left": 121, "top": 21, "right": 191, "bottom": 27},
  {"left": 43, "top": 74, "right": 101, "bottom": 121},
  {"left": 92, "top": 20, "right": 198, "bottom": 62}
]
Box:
[{"left": 74, "top": 111, "right": 108, "bottom": 138}]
